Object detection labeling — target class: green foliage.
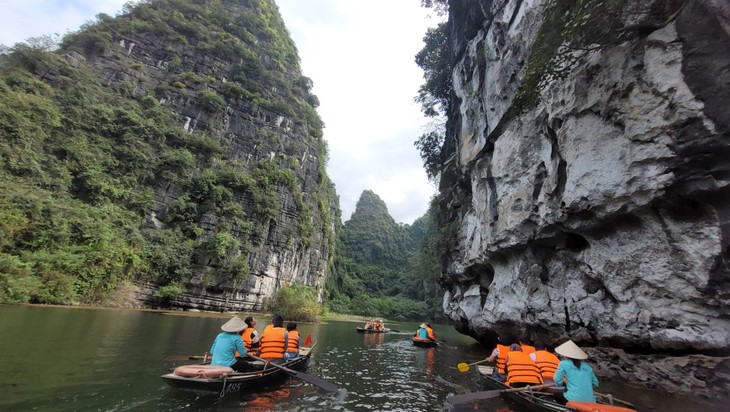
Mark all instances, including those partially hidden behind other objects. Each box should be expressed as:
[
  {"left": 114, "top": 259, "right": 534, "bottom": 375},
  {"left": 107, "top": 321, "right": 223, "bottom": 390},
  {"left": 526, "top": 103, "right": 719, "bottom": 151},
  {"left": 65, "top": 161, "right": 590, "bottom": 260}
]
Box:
[
  {"left": 0, "top": 0, "right": 332, "bottom": 306},
  {"left": 326, "top": 191, "right": 445, "bottom": 321},
  {"left": 512, "top": 0, "right": 625, "bottom": 111},
  {"left": 414, "top": 21, "right": 451, "bottom": 182},
  {"left": 265, "top": 284, "right": 322, "bottom": 322},
  {"left": 154, "top": 282, "right": 184, "bottom": 298},
  {"left": 199, "top": 89, "right": 226, "bottom": 112}
]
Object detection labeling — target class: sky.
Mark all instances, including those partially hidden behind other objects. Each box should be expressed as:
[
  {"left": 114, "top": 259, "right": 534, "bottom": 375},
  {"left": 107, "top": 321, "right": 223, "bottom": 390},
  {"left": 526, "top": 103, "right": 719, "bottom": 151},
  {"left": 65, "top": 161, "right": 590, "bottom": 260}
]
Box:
[{"left": 0, "top": 0, "right": 441, "bottom": 224}]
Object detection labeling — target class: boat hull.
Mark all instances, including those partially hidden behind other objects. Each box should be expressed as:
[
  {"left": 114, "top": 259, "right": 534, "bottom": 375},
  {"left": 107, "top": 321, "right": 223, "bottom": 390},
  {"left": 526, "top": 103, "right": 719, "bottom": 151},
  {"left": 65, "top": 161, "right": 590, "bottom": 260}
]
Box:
[
  {"left": 476, "top": 366, "right": 636, "bottom": 412},
  {"left": 412, "top": 338, "right": 438, "bottom": 348},
  {"left": 162, "top": 351, "right": 311, "bottom": 395},
  {"left": 355, "top": 327, "right": 390, "bottom": 333},
  {"left": 477, "top": 366, "right": 573, "bottom": 412}
]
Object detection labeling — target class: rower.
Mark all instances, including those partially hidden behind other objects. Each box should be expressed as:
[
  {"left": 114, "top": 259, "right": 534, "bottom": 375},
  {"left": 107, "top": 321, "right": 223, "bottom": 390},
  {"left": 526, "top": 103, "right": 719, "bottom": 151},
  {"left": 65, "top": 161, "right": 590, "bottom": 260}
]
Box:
[
  {"left": 415, "top": 323, "right": 429, "bottom": 339},
  {"left": 553, "top": 340, "right": 599, "bottom": 403},
  {"left": 209, "top": 316, "right": 248, "bottom": 372}
]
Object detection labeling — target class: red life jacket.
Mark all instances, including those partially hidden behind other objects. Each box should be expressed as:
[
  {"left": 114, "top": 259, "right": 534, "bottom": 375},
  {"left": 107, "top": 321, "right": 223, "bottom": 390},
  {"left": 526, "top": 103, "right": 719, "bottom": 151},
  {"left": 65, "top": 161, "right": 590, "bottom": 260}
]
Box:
[
  {"left": 287, "top": 330, "right": 299, "bottom": 353},
  {"left": 506, "top": 351, "right": 543, "bottom": 386},
  {"left": 534, "top": 350, "right": 560, "bottom": 380},
  {"left": 260, "top": 327, "right": 286, "bottom": 360},
  {"left": 496, "top": 344, "right": 511, "bottom": 374}
]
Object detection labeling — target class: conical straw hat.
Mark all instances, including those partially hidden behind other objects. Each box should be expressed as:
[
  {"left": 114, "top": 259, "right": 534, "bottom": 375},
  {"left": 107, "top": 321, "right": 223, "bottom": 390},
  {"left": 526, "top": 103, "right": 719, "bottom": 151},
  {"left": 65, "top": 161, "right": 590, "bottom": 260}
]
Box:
[
  {"left": 554, "top": 339, "right": 588, "bottom": 360},
  {"left": 221, "top": 316, "right": 247, "bottom": 333}
]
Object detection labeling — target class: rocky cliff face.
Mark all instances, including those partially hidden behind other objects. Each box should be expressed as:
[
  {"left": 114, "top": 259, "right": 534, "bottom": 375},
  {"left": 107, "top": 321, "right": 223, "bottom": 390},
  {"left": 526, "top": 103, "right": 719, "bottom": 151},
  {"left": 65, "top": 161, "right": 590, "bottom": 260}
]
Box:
[
  {"left": 439, "top": 0, "right": 730, "bottom": 397},
  {"left": 62, "top": 0, "right": 336, "bottom": 311}
]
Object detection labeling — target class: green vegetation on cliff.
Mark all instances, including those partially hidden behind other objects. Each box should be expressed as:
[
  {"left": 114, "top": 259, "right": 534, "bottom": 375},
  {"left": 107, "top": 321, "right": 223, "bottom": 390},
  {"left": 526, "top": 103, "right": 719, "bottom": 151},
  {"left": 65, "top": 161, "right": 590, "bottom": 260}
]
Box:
[
  {"left": 326, "top": 191, "right": 444, "bottom": 321},
  {"left": 0, "top": 0, "right": 330, "bottom": 305}
]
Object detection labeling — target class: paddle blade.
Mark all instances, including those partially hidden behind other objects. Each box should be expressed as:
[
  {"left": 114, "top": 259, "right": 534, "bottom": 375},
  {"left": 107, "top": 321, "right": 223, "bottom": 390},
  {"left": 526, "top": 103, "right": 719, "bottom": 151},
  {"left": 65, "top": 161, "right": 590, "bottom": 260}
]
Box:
[
  {"left": 447, "top": 390, "right": 502, "bottom": 405},
  {"left": 290, "top": 369, "right": 339, "bottom": 393},
  {"left": 457, "top": 363, "right": 470, "bottom": 373},
  {"left": 304, "top": 335, "right": 312, "bottom": 346}
]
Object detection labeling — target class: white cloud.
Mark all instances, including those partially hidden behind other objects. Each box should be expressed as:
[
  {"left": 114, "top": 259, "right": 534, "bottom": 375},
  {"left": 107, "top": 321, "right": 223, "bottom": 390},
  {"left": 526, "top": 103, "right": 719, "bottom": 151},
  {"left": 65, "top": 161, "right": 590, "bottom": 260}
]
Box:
[
  {"left": 0, "top": 0, "right": 128, "bottom": 46},
  {"left": 0, "top": 0, "right": 440, "bottom": 224},
  {"left": 277, "top": 0, "right": 440, "bottom": 224}
]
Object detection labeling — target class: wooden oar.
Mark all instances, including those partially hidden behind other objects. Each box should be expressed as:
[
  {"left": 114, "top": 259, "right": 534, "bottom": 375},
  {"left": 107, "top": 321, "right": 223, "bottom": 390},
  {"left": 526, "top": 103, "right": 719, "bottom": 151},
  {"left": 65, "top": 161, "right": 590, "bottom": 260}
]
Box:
[
  {"left": 594, "top": 391, "right": 636, "bottom": 408},
  {"left": 447, "top": 383, "right": 554, "bottom": 405},
  {"left": 456, "top": 358, "right": 490, "bottom": 372},
  {"left": 246, "top": 353, "right": 338, "bottom": 393}
]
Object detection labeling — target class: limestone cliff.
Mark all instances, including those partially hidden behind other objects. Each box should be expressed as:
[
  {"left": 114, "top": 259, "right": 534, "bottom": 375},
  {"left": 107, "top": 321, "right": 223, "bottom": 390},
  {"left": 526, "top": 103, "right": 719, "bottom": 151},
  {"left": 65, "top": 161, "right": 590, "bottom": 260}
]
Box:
[
  {"left": 438, "top": 0, "right": 730, "bottom": 397},
  {"left": 59, "top": 0, "right": 336, "bottom": 311}
]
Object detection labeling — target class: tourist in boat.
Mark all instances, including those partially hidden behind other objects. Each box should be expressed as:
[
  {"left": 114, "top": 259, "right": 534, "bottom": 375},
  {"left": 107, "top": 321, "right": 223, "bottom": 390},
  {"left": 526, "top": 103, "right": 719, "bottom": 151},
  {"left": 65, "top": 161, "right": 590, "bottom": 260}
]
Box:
[
  {"left": 485, "top": 335, "right": 516, "bottom": 381},
  {"left": 365, "top": 319, "right": 374, "bottom": 330},
  {"left": 520, "top": 337, "right": 536, "bottom": 355},
  {"left": 425, "top": 323, "right": 436, "bottom": 341},
  {"left": 553, "top": 340, "right": 599, "bottom": 403},
  {"left": 259, "top": 314, "right": 289, "bottom": 362},
  {"left": 285, "top": 322, "right": 300, "bottom": 359},
  {"left": 209, "top": 316, "right": 248, "bottom": 372},
  {"left": 504, "top": 343, "right": 543, "bottom": 387},
  {"left": 530, "top": 341, "right": 560, "bottom": 381},
  {"left": 241, "top": 316, "right": 261, "bottom": 354},
  {"left": 415, "top": 323, "right": 429, "bottom": 338}
]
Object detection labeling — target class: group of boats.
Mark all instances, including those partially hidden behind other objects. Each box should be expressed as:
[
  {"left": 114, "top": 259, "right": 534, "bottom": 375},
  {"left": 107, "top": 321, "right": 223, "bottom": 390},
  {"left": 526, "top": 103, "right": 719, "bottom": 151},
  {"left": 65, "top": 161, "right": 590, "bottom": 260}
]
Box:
[
  {"left": 355, "top": 324, "right": 439, "bottom": 348},
  {"left": 161, "top": 327, "right": 637, "bottom": 412}
]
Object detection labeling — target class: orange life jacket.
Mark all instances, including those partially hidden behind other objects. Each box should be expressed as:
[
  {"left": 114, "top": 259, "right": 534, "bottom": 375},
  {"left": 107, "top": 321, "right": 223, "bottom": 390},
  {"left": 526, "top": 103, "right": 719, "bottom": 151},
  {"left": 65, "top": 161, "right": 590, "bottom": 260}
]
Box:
[
  {"left": 534, "top": 350, "right": 560, "bottom": 380},
  {"left": 287, "top": 330, "right": 299, "bottom": 353},
  {"left": 241, "top": 328, "right": 256, "bottom": 351},
  {"left": 426, "top": 327, "right": 435, "bottom": 340},
  {"left": 506, "top": 351, "right": 543, "bottom": 386},
  {"left": 260, "top": 327, "right": 286, "bottom": 360},
  {"left": 496, "top": 344, "right": 511, "bottom": 374},
  {"left": 520, "top": 343, "right": 536, "bottom": 355}
]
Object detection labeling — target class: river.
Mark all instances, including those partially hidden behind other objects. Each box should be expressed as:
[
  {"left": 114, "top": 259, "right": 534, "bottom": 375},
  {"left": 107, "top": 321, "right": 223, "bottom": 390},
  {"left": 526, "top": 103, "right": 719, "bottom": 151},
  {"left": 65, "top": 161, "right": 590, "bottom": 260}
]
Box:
[{"left": 0, "top": 305, "right": 724, "bottom": 411}]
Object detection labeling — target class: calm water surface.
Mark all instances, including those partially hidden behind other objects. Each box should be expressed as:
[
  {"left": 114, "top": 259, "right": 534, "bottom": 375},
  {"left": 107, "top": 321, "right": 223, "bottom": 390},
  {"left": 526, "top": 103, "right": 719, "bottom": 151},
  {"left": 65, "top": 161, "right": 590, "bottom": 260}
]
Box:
[{"left": 0, "top": 305, "right": 725, "bottom": 411}]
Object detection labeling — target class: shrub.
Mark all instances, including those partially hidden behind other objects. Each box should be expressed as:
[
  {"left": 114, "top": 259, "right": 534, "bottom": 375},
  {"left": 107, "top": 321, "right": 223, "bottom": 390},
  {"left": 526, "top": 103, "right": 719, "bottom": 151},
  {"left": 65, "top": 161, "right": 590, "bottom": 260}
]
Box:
[
  {"left": 154, "top": 282, "right": 184, "bottom": 298},
  {"left": 265, "top": 284, "right": 321, "bottom": 322}
]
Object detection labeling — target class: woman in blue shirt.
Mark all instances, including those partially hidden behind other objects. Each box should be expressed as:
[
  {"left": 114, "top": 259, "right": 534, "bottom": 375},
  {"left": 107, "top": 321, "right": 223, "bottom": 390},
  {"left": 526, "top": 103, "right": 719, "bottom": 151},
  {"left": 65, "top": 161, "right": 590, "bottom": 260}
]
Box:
[
  {"left": 209, "top": 316, "right": 248, "bottom": 371},
  {"left": 553, "top": 340, "right": 599, "bottom": 403},
  {"left": 415, "top": 323, "right": 429, "bottom": 339}
]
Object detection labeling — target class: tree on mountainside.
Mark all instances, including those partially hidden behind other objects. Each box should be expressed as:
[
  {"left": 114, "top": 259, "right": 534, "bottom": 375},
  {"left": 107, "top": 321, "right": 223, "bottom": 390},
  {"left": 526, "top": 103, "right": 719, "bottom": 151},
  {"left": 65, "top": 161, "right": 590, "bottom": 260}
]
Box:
[
  {"left": 415, "top": 15, "right": 451, "bottom": 181},
  {"left": 326, "top": 190, "right": 445, "bottom": 321}
]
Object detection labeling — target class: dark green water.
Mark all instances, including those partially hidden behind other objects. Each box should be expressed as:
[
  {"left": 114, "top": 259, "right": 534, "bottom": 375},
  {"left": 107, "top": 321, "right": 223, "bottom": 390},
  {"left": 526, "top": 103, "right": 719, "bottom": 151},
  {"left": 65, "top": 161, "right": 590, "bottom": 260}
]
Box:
[{"left": 0, "top": 305, "right": 724, "bottom": 411}]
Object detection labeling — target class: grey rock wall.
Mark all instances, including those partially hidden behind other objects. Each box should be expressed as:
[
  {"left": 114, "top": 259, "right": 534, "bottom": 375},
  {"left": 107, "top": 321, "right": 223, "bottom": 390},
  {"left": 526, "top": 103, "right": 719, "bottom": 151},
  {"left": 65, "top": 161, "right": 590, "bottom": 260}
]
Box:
[{"left": 440, "top": 0, "right": 729, "bottom": 398}]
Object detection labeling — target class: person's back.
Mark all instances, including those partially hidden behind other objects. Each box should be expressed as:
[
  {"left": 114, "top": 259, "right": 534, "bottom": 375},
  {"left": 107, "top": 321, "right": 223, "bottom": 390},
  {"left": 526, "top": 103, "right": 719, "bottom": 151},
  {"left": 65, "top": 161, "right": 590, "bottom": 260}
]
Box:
[
  {"left": 553, "top": 340, "right": 598, "bottom": 403},
  {"left": 554, "top": 359, "right": 598, "bottom": 402},
  {"left": 285, "top": 322, "right": 299, "bottom": 359},
  {"left": 260, "top": 315, "right": 288, "bottom": 361},
  {"left": 533, "top": 349, "right": 560, "bottom": 380},
  {"left": 425, "top": 324, "right": 436, "bottom": 341},
  {"left": 505, "top": 346, "right": 543, "bottom": 386},
  {"left": 416, "top": 324, "right": 428, "bottom": 339},
  {"left": 209, "top": 316, "right": 247, "bottom": 371}
]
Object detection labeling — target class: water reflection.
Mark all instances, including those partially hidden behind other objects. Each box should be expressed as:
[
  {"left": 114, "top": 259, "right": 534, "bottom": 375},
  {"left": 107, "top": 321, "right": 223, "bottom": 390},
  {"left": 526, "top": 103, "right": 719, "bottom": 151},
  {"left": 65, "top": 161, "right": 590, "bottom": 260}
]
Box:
[
  {"left": 363, "top": 332, "right": 383, "bottom": 346},
  {"left": 0, "top": 306, "right": 725, "bottom": 412}
]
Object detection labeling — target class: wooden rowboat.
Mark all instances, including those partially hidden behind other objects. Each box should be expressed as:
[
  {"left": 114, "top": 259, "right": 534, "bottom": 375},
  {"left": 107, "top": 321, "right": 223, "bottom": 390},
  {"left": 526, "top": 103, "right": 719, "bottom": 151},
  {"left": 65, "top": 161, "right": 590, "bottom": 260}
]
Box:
[
  {"left": 412, "top": 337, "right": 438, "bottom": 348},
  {"left": 476, "top": 366, "right": 636, "bottom": 412},
  {"left": 161, "top": 346, "right": 314, "bottom": 395},
  {"left": 355, "top": 327, "right": 390, "bottom": 333}
]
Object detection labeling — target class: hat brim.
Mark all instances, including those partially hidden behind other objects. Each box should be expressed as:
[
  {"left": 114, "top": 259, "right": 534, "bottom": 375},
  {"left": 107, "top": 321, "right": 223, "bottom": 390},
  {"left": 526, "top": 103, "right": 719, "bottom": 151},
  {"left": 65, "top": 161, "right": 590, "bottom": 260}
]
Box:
[
  {"left": 554, "top": 340, "right": 588, "bottom": 360},
  {"left": 221, "top": 316, "right": 247, "bottom": 333}
]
